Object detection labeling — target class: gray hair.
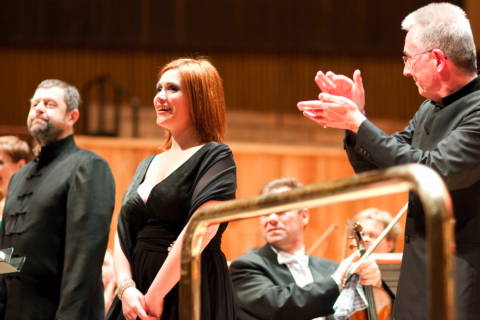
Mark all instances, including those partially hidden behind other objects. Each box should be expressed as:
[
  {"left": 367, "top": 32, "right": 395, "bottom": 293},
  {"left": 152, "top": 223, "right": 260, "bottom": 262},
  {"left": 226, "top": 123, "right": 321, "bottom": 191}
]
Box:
[
  {"left": 261, "top": 177, "right": 304, "bottom": 195},
  {"left": 401, "top": 2, "right": 477, "bottom": 73},
  {"left": 36, "top": 79, "right": 81, "bottom": 111}
]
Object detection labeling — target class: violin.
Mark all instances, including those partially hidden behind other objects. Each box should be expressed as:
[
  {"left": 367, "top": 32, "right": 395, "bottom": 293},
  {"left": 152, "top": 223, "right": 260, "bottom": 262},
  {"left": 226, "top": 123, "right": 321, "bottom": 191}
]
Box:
[{"left": 348, "top": 222, "right": 392, "bottom": 320}]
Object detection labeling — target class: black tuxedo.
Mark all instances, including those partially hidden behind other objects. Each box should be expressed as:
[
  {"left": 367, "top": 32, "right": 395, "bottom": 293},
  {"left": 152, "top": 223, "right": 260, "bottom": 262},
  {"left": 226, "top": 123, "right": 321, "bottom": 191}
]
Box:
[
  {"left": 230, "top": 244, "right": 339, "bottom": 320},
  {"left": 344, "top": 77, "right": 480, "bottom": 319}
]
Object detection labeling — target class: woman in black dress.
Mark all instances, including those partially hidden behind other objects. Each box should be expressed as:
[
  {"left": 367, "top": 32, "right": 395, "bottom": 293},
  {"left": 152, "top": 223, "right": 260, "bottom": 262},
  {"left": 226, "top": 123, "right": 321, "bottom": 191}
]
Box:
[{"left": 108, "top": 58, "right": 237, "bottom": 320}]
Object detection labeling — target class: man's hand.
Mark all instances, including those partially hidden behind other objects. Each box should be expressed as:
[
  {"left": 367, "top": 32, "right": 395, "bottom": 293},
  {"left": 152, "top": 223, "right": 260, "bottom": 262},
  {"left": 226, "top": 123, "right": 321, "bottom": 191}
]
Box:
[
  {"left": 355, "top": 256, "right": 382, "bottom": 288},
  {"left": 297, "top": 93, "right": 366, "bottom": 133},
  {"left": 314, "top": 70, "right": 366, "bottom": 114},
  {"left": 332, "top": 252, "right": 381, "bottom": 288},
  {"left": 332, "top": 251, "right": 360, "bottom": 287}
]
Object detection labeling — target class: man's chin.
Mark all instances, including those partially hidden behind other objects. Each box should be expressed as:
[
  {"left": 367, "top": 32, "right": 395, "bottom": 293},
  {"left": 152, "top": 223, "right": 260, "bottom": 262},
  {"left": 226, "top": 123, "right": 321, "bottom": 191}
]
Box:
[
  {"left": 28, "top": 125, "right": 63, "bottom": 145},
  {"left": 28, "top": 122, "right": 48, "bottom": 132},
  {"left": 29, "top": 126, "right": 48, "bottom": 139},
  {"left": 415, "top": 85, "right": 430, "bottom": 99},
  {"left": 266, "top": 235, "right": 286, "bottom": 246}
]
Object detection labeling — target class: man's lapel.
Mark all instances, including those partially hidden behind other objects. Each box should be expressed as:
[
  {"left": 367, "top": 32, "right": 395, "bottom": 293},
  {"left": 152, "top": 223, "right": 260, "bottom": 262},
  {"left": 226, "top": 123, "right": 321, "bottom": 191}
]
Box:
[
  {"left": 258, "top": 244, "right": 295, "bottom": 284},
  {"left": 309, "top": 257, "right": 336, "bottom": 281}
]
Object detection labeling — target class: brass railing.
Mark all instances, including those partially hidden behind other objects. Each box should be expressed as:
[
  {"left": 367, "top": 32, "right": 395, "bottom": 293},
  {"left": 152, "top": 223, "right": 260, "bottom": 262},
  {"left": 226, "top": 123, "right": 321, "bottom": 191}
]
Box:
[{"left": 179, "top": 164, "right": 455, "bottom": 320}]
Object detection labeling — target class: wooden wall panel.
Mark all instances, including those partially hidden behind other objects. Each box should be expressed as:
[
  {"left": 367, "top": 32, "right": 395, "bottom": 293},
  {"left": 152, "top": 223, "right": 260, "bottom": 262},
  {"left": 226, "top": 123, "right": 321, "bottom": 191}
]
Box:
[
  {"left": 75, "top": 137, "right": 408, "bottom": 263},
  {"left": 1, "top": 0, "right": 447, "bottom": 55},
  {"left": 0, "top": 49, "right": 424, "bottom": 132},
  {"left": 466, "top": 0, "right": 480, "bottom": 49}
]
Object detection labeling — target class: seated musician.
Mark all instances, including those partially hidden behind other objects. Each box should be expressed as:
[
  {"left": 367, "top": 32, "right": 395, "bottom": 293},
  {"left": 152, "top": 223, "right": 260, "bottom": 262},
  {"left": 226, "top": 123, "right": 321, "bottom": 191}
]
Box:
[
  {"left": 350, "top": 208, "right": 401, "bottom": 254},
  {"left": 230, "top": 177, "right": 383, "bottom": 320}
]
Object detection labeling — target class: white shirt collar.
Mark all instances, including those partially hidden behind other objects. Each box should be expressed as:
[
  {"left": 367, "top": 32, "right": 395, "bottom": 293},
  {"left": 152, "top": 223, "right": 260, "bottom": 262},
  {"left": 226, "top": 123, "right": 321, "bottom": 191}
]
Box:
[{"left": 271, "top": 246, "right": 309, "bottom": 268}]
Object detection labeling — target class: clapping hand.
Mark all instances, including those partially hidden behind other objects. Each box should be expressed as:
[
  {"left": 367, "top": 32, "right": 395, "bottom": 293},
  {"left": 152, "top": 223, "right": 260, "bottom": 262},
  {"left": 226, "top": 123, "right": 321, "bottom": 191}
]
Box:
[
  {"left": 314, "top": 70, "right": 365, "bottom": 114},
  {"left": 297, "top": 69, "right": 366, "bottom": 132},
  {"left": 297, "top": 93, "right": 366, "bottom": 133}
]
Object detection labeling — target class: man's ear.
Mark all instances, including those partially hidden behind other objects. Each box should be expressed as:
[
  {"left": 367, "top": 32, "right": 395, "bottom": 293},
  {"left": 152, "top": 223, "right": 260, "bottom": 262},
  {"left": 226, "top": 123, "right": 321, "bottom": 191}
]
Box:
[
  {"left": 432, "top": 48, "right": 448, "bottom": 72},
  {"left": 67, "top": 108, "right": 80, "bottom": 126},
  {"left": 300, "top": 208, "right": 310, "bottom": 226}
]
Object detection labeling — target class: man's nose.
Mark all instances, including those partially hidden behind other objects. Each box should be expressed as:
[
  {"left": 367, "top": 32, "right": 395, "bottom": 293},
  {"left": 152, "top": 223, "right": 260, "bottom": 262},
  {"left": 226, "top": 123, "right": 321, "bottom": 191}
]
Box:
[
  {"left": 266, "top": 213, "right": 280, "bottom": 223},
  {"left": 403, "top": 63, "right": 412, "bottom": 77},
  {"left": 33, "top": 101, "right": 46, "bottom": 113}
]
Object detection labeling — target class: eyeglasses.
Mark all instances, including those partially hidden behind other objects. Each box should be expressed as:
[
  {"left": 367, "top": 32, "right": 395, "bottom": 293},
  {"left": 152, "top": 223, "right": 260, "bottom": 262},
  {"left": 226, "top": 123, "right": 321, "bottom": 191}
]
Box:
[{"left": 402, "top": 49, "right": 433, "bottom": 65}]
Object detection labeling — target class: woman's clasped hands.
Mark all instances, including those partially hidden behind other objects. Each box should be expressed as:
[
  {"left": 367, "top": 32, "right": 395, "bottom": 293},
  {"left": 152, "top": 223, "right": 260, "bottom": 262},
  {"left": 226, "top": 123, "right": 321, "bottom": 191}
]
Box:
[{"left": 121, "top": 287, "right": 160, "bottom": 320}]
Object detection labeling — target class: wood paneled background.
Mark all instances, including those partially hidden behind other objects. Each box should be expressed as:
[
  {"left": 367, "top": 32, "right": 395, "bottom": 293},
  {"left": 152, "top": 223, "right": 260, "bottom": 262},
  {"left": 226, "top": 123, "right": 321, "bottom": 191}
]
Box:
[
  {"left": 1, "top": 49, "right": 426, "bottom": 127},
  {"left": 0, "top": 0, "right": 449, "bottom": 54},
  {"left": 1, "top": 0, "right": 465, "bottom": 128}
]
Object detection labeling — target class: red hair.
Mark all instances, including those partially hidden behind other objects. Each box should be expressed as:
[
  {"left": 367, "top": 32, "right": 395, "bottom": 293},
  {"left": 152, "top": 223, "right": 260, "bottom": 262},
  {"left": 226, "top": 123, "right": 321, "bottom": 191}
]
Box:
[{"left": 159, "top": 58, "right": 226, "bottom": 143}]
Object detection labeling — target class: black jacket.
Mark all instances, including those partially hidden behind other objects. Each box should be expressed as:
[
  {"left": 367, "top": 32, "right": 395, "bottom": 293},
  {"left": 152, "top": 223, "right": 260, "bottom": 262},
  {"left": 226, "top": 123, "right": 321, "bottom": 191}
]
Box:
[
  {"left": 344, "top": 77, "right": 480, "bottom": 320},
  {"left": 0, "top": 135, "right": 115, "bottom": 320},
  {"left": 230, "top": 244, "right": 339, "bottom": 320}
]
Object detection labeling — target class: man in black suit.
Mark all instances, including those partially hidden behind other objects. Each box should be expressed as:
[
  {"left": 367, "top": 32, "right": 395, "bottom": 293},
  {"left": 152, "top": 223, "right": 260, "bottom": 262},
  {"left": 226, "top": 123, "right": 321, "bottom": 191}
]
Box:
[
  {"left": 0, "top": 79, "right": 115, "bottom": 319},
  {"left": 297, "top": 3, "right": 480, "bottom": 319},
  {"left": 230, "top": 177, "right": 382, "bottom": 320}
]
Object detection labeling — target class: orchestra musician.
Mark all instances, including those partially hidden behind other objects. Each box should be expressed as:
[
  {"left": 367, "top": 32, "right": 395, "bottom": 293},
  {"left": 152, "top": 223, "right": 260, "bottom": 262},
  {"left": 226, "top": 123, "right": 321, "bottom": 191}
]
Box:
[
  {"left": 230, "top": 177, "right": 383, "bottom": 320},
  {"left": 349, "top": 208, "right": 400, "bottom": 254}
]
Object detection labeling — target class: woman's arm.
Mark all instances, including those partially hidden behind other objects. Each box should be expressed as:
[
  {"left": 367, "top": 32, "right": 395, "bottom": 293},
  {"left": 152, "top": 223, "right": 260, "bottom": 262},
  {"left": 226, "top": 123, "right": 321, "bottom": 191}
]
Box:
[
  {"left": 113, "top": 233, "right": 133, "bottom": 284},
  {"left": 144, "top": 201, "right": 221, "bottom": 316},
  {"left": 113, "top": 233, "right": 155, "bottom": 320}
]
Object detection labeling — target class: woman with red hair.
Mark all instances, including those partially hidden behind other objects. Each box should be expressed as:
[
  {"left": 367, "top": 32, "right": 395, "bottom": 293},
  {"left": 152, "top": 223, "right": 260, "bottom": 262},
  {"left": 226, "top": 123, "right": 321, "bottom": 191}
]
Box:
[{"left": 108, "top": 58, "right": 237, "bottom": 320}]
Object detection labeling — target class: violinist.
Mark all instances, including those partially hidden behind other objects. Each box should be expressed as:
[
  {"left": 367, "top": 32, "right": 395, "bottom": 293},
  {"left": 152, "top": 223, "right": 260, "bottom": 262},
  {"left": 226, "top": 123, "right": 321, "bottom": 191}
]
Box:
[
  {"left": 230, "top": 177, "right": 382, "bottom": 320},
  {"left": 350, "top": 208, "right": 401, "bottom": 254},
  {"left": 343, "top": 209, "right": 399, "bottom": 320}
]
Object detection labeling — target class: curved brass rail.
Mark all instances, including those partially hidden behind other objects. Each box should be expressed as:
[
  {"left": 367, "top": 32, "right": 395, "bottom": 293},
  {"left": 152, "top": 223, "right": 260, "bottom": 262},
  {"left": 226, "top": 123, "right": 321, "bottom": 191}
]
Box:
[{"left": 179, "top": 163, "right": 454, "bottom": 320}]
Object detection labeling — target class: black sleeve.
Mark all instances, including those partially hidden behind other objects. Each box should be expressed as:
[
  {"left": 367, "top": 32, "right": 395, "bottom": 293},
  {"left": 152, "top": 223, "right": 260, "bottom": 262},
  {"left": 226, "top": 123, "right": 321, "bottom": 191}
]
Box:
[
  {"left": 353, "top": 107, "right": 480, "bottom": 190},
  {"left": 230, "top": 256, "right": 339, "bottom": 320},
  {"left": 189, "top": 144, "right": 237, "bottom": 216},
  {"left": 344, "top": 108, "right": 418, "bottom": 175},
  {"left": 56, "top": 156, "right": 115, "bottom": 319}
]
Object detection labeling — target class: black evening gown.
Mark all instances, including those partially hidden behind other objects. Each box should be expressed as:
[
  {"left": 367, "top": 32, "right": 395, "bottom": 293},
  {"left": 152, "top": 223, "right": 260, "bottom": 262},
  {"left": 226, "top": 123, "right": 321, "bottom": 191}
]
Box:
[{"left": 107, "top": 142, "right": 237, "bottom": 320}]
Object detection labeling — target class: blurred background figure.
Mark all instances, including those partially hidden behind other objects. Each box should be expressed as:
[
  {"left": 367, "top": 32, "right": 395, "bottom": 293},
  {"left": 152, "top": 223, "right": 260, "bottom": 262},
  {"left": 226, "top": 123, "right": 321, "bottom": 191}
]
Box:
[
  {"left": 0, "top": 136, "right": 32, "bottom": 219},
  {"left": 349, "top": 208, "right": 401, "bottom": 254}
]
